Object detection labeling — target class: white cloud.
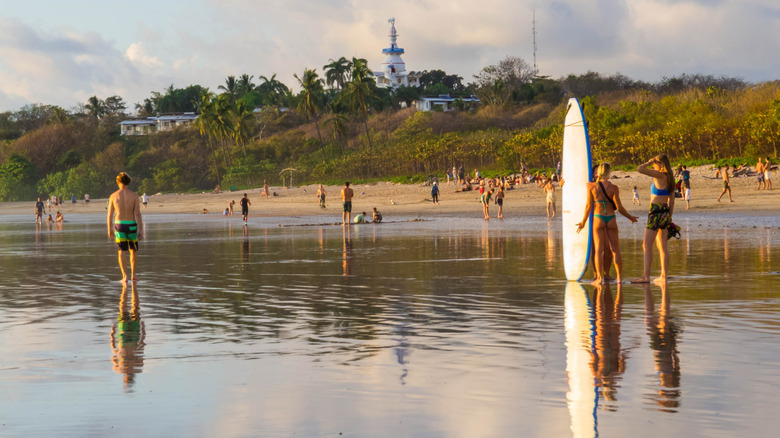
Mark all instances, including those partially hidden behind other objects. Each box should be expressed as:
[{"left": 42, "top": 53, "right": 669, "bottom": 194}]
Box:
[{"left": 125, "top": 42, "right": 163, "bottom": 68}]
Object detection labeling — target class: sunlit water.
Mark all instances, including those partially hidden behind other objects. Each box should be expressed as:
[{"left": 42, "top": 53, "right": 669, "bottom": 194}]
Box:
[{"left": 0, "top": 213, "right": 778, "bottom": 437}]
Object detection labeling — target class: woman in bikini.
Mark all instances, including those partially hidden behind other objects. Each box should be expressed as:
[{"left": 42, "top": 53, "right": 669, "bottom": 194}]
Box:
[
  {"left": 577, "top": 163, "right": 638, "bottom": 284},
  {"left": 633, "top": 155, "right": 675, "bottom": 284}
]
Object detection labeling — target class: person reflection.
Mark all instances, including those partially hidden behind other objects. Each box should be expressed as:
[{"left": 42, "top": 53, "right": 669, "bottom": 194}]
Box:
[
  {"left": 241, "top": 225, "right": 250, "bottom": 266},
  {"left": 590, "top": 283, "right": 626, "bottom": 404},
  {"left": 642, "top": 281, "right": 681, "bottom": 412},
  {"left": 342, "top": 225, "right": 352, "bottom": 276},
  {"left": 110, "top": 282, "right": 145, "bottom": 391}
]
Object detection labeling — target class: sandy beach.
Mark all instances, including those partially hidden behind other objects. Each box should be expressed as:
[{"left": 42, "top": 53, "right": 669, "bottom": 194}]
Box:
[{"left": 3, "top": 165, "right": 778, "bottom": 221}]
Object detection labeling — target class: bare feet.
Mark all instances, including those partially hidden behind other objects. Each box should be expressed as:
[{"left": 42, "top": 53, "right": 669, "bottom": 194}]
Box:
[
  {"left": 631, "top": 277, "right": 650, "bottom": 283},
  {"left": 653, "top": 276, "right": 667, "bottom": 285},
  {"left": 590, "top": 277, "right": 603, "bottom": 286}
]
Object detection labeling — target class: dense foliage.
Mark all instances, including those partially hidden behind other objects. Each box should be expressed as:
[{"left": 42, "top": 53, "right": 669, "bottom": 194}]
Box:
[{"left": 1, "top": 57, "right": 778, "bottom": 201}]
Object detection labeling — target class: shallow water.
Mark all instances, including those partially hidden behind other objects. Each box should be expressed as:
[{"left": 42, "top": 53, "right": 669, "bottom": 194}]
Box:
[{"left": 0, "top": 214, "right": 779, "bottom": 437}]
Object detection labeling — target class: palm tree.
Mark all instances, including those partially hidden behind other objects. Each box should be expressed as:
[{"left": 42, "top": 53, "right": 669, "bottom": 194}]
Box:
[
  {"left": 323, "top": 57, "right": 351, "bottom": 91},
  {"left": 49, "top": 107, "right": 70, "bottom": 125},
  {"left": 323, "top": 97, "right": 349, "bottom": 152},
  {"left": 218, "top": 75, "right": 239, "bottom": 102},
  {"left": 195, "top": 90, "right": 222, "bottom": 185},
  {"left": 230, "top": 100, "right": 255, "bottom": 159},
  {"left": 258, "top": 74, "right": 289, "bottom": 107},
  {"left": 238, "top": 74, "right": 255, "bottom": 99},
  {"left": 343, "top": 58, "right": 376, "bottom": 148},
  {"left": 85, "top": 96, "right": 106, "bottom": 120},
  {"left": 294, "top": 68, "right": 326, "bottom": 160}
]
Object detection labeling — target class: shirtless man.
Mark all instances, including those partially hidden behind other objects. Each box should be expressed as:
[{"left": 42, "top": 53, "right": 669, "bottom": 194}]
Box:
[
  {"left": 107, "top": 172, "right": 143, "bottom": 283},
  {"left": 755, "top": 158, "right": 765, "bottom": 190},
  {"left": 716, "top": 165, "right": 734, "bottom": 203},
  {"left": 341, "top": 181, "right": 354, "bottom": 225}
]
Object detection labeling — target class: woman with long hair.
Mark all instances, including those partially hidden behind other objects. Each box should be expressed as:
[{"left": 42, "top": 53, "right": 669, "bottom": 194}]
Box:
[
  {"left": 577, "top": 163, "right": 638, "bottom": 284},
  {"left": 633, "top": 155, "right": 675, "bottom": 284}
]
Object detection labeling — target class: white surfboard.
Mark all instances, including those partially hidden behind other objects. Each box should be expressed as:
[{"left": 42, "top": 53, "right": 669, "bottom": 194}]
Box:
[
  {"left": 564, "top": 282, "right": 598, "bottom": 438},
  {"left": 561, "top": 98, "right": 593, "bottom": 281}
]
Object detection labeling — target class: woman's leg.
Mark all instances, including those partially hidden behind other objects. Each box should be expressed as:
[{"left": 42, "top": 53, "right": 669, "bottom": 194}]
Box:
[
  {"left": 655, "top": 228, "right": 669, "bottom": 283},
  {"left": 633, "top": 228, "right": 657, "bottom": 283},
  {"left": 591, "top": 223, "right": 607, "bottom": 285},
  {"left": 606, "top": 223, "right": 622, "bottom": 282}
]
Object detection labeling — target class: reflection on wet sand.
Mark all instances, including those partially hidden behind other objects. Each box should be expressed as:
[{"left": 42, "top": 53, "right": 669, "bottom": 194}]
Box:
[
  {"left": 566, "top": 282, "right": 628, "bottom": 437},
  {"left": 642, "top": 282, "right": 681, "bottom": 412},
  {"left": 565, "top": 282, "right": 598, "bottom": 438},
  {"left": 241, "top": 225, "right": 250, "bottom": 266},
  {"left": 110, "top": 282, "right": 145, "bottom": 392},
  {"left": 342, "top": 225, "right": 352, "bottom": 276}
]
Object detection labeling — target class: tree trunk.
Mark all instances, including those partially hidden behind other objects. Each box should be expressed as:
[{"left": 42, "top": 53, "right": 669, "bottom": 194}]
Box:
[{"left": 363, "top": 116, "right": 373, "bottom": 148}]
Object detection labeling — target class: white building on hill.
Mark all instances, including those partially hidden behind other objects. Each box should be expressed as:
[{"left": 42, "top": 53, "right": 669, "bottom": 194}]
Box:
[
  {"left": 374, "top": 18, "right": 419, "bottom": 89},
  {"left": 119, "top": 113, "right": 198, "bottom": 136}
]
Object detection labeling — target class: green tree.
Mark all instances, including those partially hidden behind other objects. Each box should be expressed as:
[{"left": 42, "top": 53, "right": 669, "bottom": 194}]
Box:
[
  {"left": 294, "top": 68, "right": 326, "bottom": 159},
  {"left": 323, "top": 57, "right": 351, "bottom": 91},
  {"left": 219, "top": 75, "right": 239, "bottom": 102},
  {"left": 343, "top": 57, "right": 376, "bottom": 148},
  {"left": 0, "top": 154, "right": 37, "bottom": 201}
]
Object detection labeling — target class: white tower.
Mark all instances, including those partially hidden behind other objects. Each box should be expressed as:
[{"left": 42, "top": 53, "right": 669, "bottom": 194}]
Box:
[{"left": 374, "top": 18, "right": 419, "bottom": 89}]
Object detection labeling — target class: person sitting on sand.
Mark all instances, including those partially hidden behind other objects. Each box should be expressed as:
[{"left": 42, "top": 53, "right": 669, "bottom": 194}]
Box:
[
  {"left": 55, "top": 211, "right": 64, "bottom": 222},
  {"left": 372, "top": 207, "right": 382, "bottom": 223},
  {"left": 354, "top": 212, "right": 367, "bottom": 224},
  {"left": 577, "top": 163, "right": 638, "bottom": 285}
]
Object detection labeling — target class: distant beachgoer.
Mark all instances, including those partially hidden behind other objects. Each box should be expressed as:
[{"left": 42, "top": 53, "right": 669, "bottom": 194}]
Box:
[
  {"left": 716, "top": 165, "right": 733, "bottom": 203},
  {"left": 681, "top": 166, "right": 690, "bottom": 190},
  {"left": 107, "top": 172, "right": 143, "bottom": 283},
  {"left": 495, "top": 186, "right": 505, "bottom": 219},
  {"left": 71, "top": 194, "right": 76, "bottom": 204},
  {"left": 228, "top": 200, "right": 235, "bottom": 216},
  {"left": 431, "top": 181, "right": 440, "bottom": 205},
  {"left": 85, "top": 193, "right": 90, "bottom": 204},
  {"left": 34, "top": 197, "right": 44, "bottom": 224},
  {"left": 142, "top": 193, "right": 148, "bottom": 208},
  {"left": 684, "top": 187, "right": 691, "bottom": 210},
  {"left": 544, "top": 179, "right": 556, "bottom": 218},
  {"left": 632, "top": 155, "right": 674, "bottom": 284},
  {"left": 632, "top": 186, "right": 640, "bottom": 205},
  {"left": 240, "top": 193, "right": 251, "bottom": 223},
  {"left": 458, "top": 166, "right": 465, "bottom": 184},
  {"left": 446, "top": 168, "right": 452, "bottom": 184},
  {"left": 481, "top": 188, "right": 493, "bottom": 219},
  {"left": 262, "top": 180, "right": 270, "bottom": 198},
  {"left": 765, "top": 157, "right": 773, "bottom": 190},
  {"left": 56, "top": 211, "right": 64, "bottom": 222},
  {"left": 756, "top": 158, "right": 765, "bottom": 190},
  {"left": 372, "top": 207, "right": 382, "bottom": 223},
  {"left": 316, "top": 185, "right": 327, "bottom": 209},
  {"left": 223, "top": 208, "right": 229, "bottom": 216},
  {"left": 341, "top": 182, "right": 354, "bottom": 225},
  {"left": 47, "top": 214, "right": 54, "bottom": 223},
  {"left": 354, "top": 212, "right": 367, "bottom": 224}
]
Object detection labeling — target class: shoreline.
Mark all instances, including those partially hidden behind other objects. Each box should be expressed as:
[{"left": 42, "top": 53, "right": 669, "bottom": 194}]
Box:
[{"left": 3, "top": 165, "right": 778, "bottom": 224}]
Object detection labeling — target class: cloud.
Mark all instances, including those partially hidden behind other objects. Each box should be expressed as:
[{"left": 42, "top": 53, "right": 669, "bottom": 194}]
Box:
[{"left": 1, "top": 1, "right": 780, "bottom": 112}]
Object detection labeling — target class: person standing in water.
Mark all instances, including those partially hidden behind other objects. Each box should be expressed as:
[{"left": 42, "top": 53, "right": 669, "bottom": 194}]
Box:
[
  {"left": 494, "top": 186, "right": 505, "bottom": 219},
  {"left": 481, "top": 188, "right": 493, "bottom": 219},
  {"left": 34, "top": 197, "right": 45, "bottom": 224},
  {"left": 544, "top": 179, "right": 556, "bottom": 218},
  {"left": 239, "top": 193, "right": 251, "bottom": 223},
  {"left": 577, "top": 163, "right": 638, "bottom": 284},
  {"left": 341, "top": 182, "right": 354, "bottom": 225},
  {"left": 107, "top": 172, "right": 143, "bottom": 283},
  {"left": 633, "top": 155, "right": 674, "bottom": 284}
]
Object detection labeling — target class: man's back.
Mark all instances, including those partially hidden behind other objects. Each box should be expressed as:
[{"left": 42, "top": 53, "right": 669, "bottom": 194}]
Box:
[
  {"left": 111, "top": 188, "right": 139, "bottom": 221},
  {"left": 341, "top": 187, "right": 353, "bottom": 201}
]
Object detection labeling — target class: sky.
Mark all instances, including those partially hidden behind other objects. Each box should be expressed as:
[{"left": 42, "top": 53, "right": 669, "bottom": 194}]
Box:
[{"left": 1, "top": 0, "right": 779, "bottom": 113}]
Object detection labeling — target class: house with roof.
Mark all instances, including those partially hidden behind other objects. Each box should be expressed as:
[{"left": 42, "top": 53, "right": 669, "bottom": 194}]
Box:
[
  {"left": 118, "top": 113, "right": 199, "bottom": 136},
  {"left": 415, "top": 95, "right": 481, "bottom": 112}
]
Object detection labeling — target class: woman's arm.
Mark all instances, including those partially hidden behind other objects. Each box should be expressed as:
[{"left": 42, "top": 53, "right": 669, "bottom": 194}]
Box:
[
  {"left": 612, "top": 187, "right": 638, "bottom": 223},
  {"left": 576, "top": 186, "right": 594, "bottom": 233},
  {"left": 637, "top": 160, "right": 666, "bottom": 179}
]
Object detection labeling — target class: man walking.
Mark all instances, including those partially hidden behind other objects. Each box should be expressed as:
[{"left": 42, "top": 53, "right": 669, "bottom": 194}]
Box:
[
  {"left": 107, "top": 172, "right": 143, "bottom": 283},
  {"left": 341, "top": 182, "right": 354, "bottom": 225}
]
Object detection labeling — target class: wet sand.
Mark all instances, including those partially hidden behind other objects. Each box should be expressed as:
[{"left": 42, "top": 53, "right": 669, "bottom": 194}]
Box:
[{"left": 3, "top": 165, "right": 778, "bottom": 221}]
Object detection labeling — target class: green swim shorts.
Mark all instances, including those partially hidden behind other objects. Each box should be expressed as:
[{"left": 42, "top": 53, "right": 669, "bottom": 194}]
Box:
[{"left": 114, "top": 220, "right": 139, "bottom": 251}]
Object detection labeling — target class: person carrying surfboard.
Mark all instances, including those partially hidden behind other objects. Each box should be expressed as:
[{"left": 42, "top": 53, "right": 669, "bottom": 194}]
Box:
[
  {"left": 576, "top": 163, "right": 638, "bottom": 284},
  {"left": 632, "top": 155, "right": 675, "bottom": 285}
]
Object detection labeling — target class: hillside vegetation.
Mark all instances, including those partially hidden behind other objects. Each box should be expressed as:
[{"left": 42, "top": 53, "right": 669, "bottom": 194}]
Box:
[{"left": 1, "top": 63, "right": 779, "bottom": 201}]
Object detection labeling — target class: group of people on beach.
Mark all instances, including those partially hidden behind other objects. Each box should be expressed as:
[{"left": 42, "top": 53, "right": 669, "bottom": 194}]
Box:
[
  {"left": 576, "top": 154, "right": 677, "bottom": 285},
  {"left": 339, "top": 181, "right": 382, "bottom": 225}
]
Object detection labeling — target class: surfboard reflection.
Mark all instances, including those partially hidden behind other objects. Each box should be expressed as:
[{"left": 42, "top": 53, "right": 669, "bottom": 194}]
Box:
[
  {"left": 565, "top": 282, "right": 627, "bottom": 437},
  {"left": 110, "top": 282, "right": 145, "bottom": 392}
]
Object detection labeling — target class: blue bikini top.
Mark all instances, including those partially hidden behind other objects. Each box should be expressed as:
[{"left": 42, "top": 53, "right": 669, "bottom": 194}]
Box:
[{"left": 650, "top": 182, "right": 671, "bottom": 196}]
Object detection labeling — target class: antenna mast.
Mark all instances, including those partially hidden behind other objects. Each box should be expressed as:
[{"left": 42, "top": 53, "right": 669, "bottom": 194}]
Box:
[{"left": 532, "top": 9, "right": 538, "bottom": 76}]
